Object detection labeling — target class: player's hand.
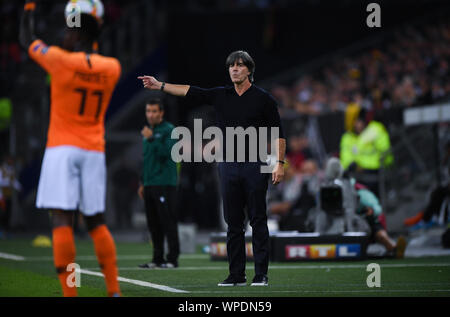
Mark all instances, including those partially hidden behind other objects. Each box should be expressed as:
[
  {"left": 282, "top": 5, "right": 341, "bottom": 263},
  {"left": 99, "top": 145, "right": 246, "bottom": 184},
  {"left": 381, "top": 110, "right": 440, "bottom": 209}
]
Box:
[
  {"left": 138, "top": 185, "right": 144, "bottom": 200},
  {"left": 141, "top": 126, "right": 153, "bottom": 139},
  {"left": 272, "top": 163, "right": 284, "bottom": 185},
  {"left": 138, "top": 75, "right": 161, "bottom": 90}
]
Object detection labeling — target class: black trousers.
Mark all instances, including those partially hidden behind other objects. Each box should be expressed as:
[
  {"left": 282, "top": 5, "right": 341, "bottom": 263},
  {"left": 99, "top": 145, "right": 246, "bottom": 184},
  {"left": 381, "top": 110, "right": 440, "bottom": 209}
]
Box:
[
  {"left": 358, "top": 169, "right": 380, "bottom": 197},
  {"left": 423, "top": 184, "right": 450, "bottom": 222},
  {"left": 0, "top": 198, "right": 11, "bottom": 231},
  {"left": 143, "top": 185, "right": 179, "bottom": 264},
  {"left": 218, "top": 162, "right": 270, "bottom": 278}
]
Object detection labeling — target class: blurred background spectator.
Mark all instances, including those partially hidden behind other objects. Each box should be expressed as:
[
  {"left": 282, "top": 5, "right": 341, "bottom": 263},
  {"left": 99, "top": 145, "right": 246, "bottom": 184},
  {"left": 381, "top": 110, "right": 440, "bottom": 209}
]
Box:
[{"left": 0, "top": 155, "right": 21, "bottom": 238}]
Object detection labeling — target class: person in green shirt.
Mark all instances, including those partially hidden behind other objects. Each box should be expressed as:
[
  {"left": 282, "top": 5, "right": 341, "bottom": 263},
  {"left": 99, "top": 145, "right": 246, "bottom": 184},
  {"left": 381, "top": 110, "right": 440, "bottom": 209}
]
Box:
[{"left": 138, "top": 98, "right": 179, "bottom": 268}]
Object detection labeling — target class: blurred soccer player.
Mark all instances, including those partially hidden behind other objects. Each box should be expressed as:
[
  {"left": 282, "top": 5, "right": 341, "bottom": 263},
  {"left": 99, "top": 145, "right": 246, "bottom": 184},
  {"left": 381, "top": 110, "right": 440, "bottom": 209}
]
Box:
[{"left": 20, "top": 0, "right": 121, "bottom": 297}]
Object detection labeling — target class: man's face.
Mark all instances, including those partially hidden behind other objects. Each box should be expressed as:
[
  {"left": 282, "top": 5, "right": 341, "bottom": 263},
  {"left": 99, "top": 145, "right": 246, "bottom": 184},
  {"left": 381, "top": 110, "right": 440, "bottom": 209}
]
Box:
[
  {"left": 354, "top": 118, "right": 365, "bottom": 134},
  {"left": 228, "top": 59, "right": 251, "bottom": 85},
  {"left": 146, "top": 104, "right": 163, "bottom": 126}
]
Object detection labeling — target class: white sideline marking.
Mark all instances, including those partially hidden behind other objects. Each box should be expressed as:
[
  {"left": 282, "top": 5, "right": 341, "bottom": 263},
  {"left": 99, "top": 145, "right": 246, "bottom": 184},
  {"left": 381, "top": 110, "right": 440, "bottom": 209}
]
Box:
[
  {"left": 79, "top": 269, "right": 189, "bottom": 294},
  {"left": 2, "top": 251, "right": 449, "bottom": 270},
  {"left": 190, "top": 289, "right": 450, "bottom": 294},
  {"left": 0, "top": 252, "right": 25, "bottom": 261},
  {"left": 92, "top": 263, "right": 450, "bottom": 271},
  {"left": 0, "top": 251, "right": 188, "bottom": 294},
  {"left": 22, "top": 254, "right": 208, "bottom": 261},
  {"left": 269, "top": 263, "right": 450, "bottom": 269}
]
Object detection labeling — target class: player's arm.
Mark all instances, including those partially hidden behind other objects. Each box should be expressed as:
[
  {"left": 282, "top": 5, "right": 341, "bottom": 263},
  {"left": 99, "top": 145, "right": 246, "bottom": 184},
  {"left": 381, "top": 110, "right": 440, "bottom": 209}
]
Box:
[
  {"left": 265, "top": 96, "right": 286, "bottom": 185},
  {"left": 20, "top": 1, "right": 62, "bottom": 73},
  {"left": 19, "top": 1, "right": 37, "bottom": 49},
  {"left": 138, "top": 75, "right": 222, "bottom": 107},
  {"left": 275, "top": 138, "right": 286, "bottom": 164},
  {"left": 138, "top": 76, "right": 190, "bottom": 97}
]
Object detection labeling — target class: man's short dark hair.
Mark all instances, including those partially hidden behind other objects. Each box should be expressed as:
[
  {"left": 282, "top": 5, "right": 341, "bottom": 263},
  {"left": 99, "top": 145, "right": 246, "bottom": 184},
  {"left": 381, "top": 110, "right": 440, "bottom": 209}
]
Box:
[
  {"left": 226, "top": 50, "right": 255, "bottom": 83},
  {"left": 146, "top": 98, "right": 164, "bottom": 111}
]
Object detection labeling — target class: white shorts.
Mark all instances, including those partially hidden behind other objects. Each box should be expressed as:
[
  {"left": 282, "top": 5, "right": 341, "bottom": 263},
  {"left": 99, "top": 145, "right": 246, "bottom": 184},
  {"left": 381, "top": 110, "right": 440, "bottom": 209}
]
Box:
[{"left": 36, "top": 146, "right": 106, "bottom": 216}]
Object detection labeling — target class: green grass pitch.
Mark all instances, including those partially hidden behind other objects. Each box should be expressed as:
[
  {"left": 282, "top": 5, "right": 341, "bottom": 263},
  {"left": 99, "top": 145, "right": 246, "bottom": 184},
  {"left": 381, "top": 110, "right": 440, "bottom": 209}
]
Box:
[{"left": 0, "top": 238, "right": 449, "bottom": 297}]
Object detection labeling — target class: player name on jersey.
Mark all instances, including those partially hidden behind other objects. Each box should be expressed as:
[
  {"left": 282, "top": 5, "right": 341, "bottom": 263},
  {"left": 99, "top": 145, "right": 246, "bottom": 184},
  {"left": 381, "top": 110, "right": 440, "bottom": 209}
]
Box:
[{"left": 73, "top": 71, "right": 108, "bottom": 84}]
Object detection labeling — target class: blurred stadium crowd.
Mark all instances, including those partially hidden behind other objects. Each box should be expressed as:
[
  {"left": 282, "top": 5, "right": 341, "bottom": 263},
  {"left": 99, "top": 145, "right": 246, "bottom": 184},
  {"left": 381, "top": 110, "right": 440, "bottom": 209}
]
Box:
[
  {"left": 265, "top": 12, "right": 450, "bottom": 234},
  {"left": 0, "top": 0, "right": 449, "bottom": 237},
  {"left": 272, "top": 18, "right": 450, "bottom": 118}
]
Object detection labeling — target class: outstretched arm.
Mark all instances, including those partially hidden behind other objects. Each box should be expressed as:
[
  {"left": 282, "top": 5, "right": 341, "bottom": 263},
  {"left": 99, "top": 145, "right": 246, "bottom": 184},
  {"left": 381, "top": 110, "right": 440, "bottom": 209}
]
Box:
[
  {"left": 19, "top": 1, "right": 37, "bottom": 49},
  {"left": 138, "top": 75, "right": 190, "bottom": 97}
]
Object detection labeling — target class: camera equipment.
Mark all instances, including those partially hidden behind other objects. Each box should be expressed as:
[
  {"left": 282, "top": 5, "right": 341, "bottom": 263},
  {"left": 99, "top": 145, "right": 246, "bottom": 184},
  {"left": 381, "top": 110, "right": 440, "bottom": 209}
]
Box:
[{"left": 320, "top": 183, "right": 344, "bottom": 216}]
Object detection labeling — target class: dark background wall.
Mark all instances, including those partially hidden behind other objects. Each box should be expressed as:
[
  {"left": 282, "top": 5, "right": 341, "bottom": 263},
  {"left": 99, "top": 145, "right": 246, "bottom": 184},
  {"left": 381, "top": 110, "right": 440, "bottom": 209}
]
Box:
[{"left": 167, "top": 0, "right": 446, "bottom": 88}]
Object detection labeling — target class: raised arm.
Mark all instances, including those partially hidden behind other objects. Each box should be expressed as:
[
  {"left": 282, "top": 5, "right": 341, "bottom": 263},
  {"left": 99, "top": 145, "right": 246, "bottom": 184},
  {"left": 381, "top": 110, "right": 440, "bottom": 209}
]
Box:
[
  {"left": 138, "top": 75, "right": 190, "bottom": 97},
  {"left": 19, "top": 1, "right": 37, "bottom": 49}
]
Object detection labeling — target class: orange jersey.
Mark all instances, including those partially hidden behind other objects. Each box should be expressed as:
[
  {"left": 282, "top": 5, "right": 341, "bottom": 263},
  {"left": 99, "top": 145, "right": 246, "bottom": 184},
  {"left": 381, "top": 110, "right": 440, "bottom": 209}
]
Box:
[{"left": 28, "top": 39, "right": 121, "bottom": 152}]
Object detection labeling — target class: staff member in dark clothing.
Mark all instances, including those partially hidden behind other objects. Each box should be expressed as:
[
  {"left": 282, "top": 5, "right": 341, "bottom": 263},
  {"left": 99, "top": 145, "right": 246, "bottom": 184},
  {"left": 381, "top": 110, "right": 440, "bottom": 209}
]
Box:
[
  {"left": 138, "top": 99, "right": 180, "bottom": 268},
  {"left": 138, "top": 51, "right": 286, "bottom": 286}
]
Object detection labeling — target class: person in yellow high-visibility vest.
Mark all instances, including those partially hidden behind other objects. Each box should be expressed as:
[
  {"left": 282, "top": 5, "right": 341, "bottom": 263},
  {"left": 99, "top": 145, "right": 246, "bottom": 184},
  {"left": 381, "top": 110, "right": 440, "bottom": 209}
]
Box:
[
  {"left": 341, "top": 106, "right": 393, "bottom": 196},
  {"left": 356, "top": 119, "right": 393, "bottom": 170},
  {"left": 356, "top": 113, "right": 393, "bottom": 196}
]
